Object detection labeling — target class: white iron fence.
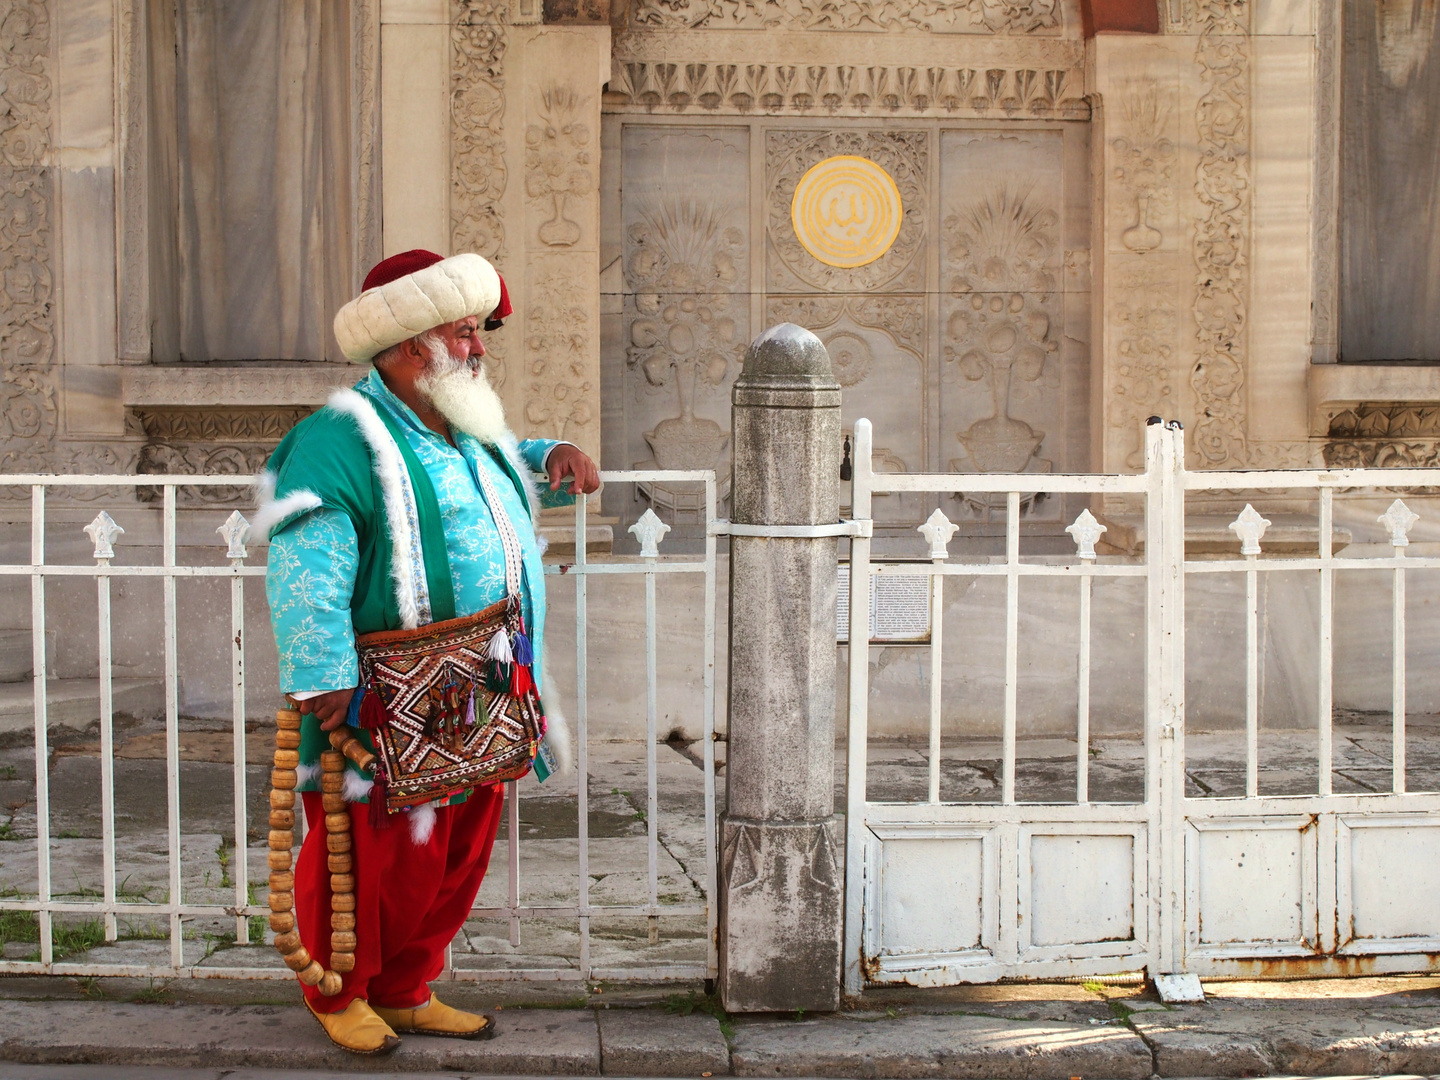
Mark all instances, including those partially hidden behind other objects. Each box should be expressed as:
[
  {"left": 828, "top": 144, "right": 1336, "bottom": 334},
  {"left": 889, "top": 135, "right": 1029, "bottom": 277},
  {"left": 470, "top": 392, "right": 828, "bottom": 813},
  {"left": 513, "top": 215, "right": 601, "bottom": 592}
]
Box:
[
  {"left": 0, "top": 471, "right": 717, "bottom": 985},
  {"left": 844, "top": 418, "right": 1440, "bottom": 991}
]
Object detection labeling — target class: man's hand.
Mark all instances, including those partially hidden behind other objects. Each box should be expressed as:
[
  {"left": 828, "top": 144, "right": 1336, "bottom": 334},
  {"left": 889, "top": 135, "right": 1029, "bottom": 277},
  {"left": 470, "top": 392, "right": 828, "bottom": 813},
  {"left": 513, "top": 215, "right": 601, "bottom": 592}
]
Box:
[
  {"left": 546, "top": 443, "right": 601, "bottom": 495},
  {"left": 297, "top": 688, "right": 357, "bottom": 732}
]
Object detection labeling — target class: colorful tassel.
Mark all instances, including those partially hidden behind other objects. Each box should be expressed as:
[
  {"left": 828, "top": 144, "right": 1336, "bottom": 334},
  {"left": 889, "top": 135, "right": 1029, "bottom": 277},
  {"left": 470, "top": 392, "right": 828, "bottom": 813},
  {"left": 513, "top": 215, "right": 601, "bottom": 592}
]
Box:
[
  {"left": 485, "top": 659, "right": 510, "bottom": 694},
  {"left": 511, "top": 630, "right": 533, "bottom": 667},
  {"left": 485, "top": 629, "right": 513, "bottom": 665},
  {"left": 510, "top": 662, "right": 534, "bottom": 698},
  {"left": 464, "top": 687, "right": 476, "bottom": 727},
  {"left": 368, "top": 769, "right": 392, "bottom": 830},
  {"left": 357, "top": 690, "right": 389, "bottom": 730}
]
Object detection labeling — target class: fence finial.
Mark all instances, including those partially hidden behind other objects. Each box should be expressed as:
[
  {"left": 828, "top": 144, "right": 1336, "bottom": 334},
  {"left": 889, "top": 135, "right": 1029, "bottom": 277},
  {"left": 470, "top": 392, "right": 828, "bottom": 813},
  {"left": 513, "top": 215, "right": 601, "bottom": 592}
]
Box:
[
  {"left": 1065, "top": 508, "right": 1106, "bottom": 560},
  {"left": 1228, "top": 504, "right": 1271, "bottom": 556},
  {"left": 918, "top": 508, "right": 957, "bottom": 560},
  {"left": 1378, "top": 498, "right": 1420, "bottom": 548},
  {"left": 84, "top": 512, "right": 124, "bottom": 561},
  {"left": 218, "top": 511, "right": 251, "bottom": 560},
  {"left": 628, "top": 508, "right": 670, "bottom": 558}
]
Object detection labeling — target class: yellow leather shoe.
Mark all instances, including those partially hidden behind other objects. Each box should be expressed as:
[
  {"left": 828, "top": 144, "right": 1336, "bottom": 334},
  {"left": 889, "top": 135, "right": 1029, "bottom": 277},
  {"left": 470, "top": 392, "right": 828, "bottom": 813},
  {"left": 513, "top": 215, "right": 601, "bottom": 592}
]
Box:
[
  {"left": 373, "top": 993, "right": 495, "bottom": 1040},
  {"left": 305, "top": 997, "right": 402, "bottom": 1055}
]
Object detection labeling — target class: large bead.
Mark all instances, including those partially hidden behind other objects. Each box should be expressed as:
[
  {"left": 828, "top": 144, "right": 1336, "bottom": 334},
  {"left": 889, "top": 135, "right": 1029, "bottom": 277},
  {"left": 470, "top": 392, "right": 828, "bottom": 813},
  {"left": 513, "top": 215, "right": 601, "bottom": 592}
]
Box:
[
  {"left": 330, "top": 952, "right": 356, "bottom": 973},
  {"left": 269, "top": 891, "right": 294, "bottom": 912},
  {"left": 318, "top": 970, "right": 344, "bottom": 997},
  {"left": 321, "top": 793, "right": 347, "bottom": 814},
  {"left": 327, "top": 853, "right": 352, "bottom": 874},
  {"left": 331, "top": 893, "right": 356, "bottom": 913},
  {"left": 276, "top": 709, "right": 302, "bottom": 729},
  {"left": 324, "top": 812, "right": 349, "bottom": 832},
  {"left": 269, "top": 912, "right": 296, "bottom": 933},
  {"left": 267, "top": 850, "right": 292, "bottom": 871},
  {"left": 331, "top": 912, "right": 356, "bottom": 932},
  {"left": 326, "top": 831, "right": 352, "bottom": 853},
  {"left": 275, "top": 729, "right": 301, "bottom": 750},
  {"left": 296, "top": 960, "right": 326, "bottom": 986},
  {"left": 269, "top": 870, "right": 295, "bottom": 892},
  {"left": 273, "top": 749, "right": 300, "bottom": 769},
  {"left": 268, "top": 830, "right": 294, "bottom": 851},
  {"left": 320, "top": 750, "right": 345, "bottom": 771},
  {"left": 320, "top": 773, "right": 345, "bottom": 794},
  {"left": 330, "top": 874, "right": 356, "bottom": 893},
  {"left": 273, "top": 930, "right": 301, "bottom": 953},
  {"left": 330, "top": 931, "right": 357, "bottom": 952},
  {"left": 271, "top": 768, "right": 297, "bottom": 790},
  {"left": 269, "top": 809, "right": 294, "bottom": 829},
  {"left": 270, "top": 789, "right": 296, "bottom": 810}
]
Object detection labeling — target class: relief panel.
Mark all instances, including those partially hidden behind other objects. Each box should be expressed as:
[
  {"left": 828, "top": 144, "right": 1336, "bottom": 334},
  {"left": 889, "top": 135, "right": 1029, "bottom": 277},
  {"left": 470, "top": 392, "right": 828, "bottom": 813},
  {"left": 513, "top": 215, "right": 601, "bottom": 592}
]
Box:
[
  {"left": 621, "top": 126, "right": 750, "bottom": 514},
  {"left": 939, "top": 130, "right": 1069, "bottom": 520}
]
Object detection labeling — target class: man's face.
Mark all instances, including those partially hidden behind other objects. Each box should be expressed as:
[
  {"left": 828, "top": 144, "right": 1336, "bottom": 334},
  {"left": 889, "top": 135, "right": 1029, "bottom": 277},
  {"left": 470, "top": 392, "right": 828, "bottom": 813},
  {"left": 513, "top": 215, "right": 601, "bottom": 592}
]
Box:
[{"left": 430, "top": 315, "right": 485, "bottom": 366}]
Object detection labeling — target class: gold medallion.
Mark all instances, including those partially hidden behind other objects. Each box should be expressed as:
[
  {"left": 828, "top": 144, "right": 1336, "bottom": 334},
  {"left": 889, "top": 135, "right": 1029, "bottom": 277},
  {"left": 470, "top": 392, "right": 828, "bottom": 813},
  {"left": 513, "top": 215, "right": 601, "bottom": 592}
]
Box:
[{"left": 790, "top": 155, "right": 904, "bottom": 269}]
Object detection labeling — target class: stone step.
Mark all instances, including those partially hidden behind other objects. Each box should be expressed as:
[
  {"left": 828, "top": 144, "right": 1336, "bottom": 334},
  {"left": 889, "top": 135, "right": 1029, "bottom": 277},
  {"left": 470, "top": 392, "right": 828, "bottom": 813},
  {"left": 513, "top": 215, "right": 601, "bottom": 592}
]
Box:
[{"left": 0, "top": 677, "right": 167, "bottom": 735}]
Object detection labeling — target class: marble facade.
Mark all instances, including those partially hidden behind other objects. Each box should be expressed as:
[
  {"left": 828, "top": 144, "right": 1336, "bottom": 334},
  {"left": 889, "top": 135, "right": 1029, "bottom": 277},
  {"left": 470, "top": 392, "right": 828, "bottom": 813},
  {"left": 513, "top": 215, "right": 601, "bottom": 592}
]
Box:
[{"left": 3, "top": 0, "right": 1440, "bottom": 733}]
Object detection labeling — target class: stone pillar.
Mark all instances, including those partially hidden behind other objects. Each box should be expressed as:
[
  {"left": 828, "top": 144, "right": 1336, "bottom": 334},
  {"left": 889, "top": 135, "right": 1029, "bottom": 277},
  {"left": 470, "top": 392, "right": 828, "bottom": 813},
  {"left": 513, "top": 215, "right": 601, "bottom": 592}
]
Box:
[{"left": 719, "top": 324, "right": 843, "bottom": 1014}]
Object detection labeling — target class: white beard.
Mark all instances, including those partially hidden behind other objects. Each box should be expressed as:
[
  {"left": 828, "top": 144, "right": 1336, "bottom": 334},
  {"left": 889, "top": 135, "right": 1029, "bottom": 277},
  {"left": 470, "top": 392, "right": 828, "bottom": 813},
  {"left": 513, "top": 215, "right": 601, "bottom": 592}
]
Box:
[{"left": 416, "top": 335, "right": 509, "bottom": 445}]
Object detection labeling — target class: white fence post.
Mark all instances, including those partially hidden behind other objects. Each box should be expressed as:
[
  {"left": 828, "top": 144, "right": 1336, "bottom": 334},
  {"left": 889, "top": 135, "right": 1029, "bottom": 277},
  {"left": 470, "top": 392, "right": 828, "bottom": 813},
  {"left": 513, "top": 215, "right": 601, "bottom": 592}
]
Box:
[{"left": 842, "top": 419, "right": 873, "bottom": 997}]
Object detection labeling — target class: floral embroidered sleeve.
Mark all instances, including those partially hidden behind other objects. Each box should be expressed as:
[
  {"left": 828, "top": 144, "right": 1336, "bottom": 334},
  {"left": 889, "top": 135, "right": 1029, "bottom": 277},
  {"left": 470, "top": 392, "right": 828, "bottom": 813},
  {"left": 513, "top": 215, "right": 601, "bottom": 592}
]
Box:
[{"left": 265, "top": 507, "right": 361, "bottom": 694}]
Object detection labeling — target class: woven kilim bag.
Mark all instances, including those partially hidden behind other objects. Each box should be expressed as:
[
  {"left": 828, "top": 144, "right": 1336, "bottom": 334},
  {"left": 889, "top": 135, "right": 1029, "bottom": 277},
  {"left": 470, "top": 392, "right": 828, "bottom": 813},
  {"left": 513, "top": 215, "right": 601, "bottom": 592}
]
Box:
[{"left": 356, "top": 596, "right": 546, "bottom": 812}]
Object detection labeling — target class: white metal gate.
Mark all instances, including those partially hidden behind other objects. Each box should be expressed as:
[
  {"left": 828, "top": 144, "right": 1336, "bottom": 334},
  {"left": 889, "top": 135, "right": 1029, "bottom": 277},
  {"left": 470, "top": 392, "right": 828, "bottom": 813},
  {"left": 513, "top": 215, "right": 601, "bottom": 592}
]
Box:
[
  {"left": 843, "top": 418, "right": 1440, "bottom": 991},
  {"left": 0, "top": 469, "right": 717, "bottom": 985}
]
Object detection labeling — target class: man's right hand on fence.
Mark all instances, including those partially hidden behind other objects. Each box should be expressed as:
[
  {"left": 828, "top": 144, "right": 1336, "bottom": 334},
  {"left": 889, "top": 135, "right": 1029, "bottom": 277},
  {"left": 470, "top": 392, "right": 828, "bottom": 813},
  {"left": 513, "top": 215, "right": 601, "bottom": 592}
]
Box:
[{"left": 297, "top": 688, "right": 357, "bottom": 731}]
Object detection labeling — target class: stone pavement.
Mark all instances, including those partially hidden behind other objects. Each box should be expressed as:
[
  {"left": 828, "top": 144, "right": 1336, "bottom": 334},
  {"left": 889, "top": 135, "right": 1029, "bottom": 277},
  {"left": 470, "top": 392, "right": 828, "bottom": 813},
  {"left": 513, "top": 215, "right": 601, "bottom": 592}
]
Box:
[{"left": 0, "top": 974, "right": 1435, "bottom": 1075}]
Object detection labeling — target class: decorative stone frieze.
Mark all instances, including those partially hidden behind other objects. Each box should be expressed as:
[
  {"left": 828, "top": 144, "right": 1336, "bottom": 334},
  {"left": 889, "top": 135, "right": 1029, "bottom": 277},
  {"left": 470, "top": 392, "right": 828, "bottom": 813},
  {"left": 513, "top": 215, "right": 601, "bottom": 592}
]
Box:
[
  {"left": 0, "top": 0, "right": 56, "bottom": 479},
  {"left": 1190, "top": 0, "right": 1250, "bottom": 468},
  {"left": 627, "top": 0, "right": 1061, "bottom": 34},
  {"left": 1323, "top": 404, "right": 1440, "bottom": 469},
  {"left": 132, "top": 406, "right": 317, "bottom": 505},
  {"left": 452, "top": 0, "right": 511, "bottom": 264},
  {"left": 605, "top": 60, "right": 1087, "bottom": 117}
]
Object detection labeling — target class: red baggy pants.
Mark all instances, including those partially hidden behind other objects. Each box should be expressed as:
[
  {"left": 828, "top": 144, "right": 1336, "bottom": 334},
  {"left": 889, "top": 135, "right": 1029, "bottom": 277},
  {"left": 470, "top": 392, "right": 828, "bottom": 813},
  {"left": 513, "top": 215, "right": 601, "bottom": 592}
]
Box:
[{"left": 296, "top": 784, "right": 505, "bottom": 1013}]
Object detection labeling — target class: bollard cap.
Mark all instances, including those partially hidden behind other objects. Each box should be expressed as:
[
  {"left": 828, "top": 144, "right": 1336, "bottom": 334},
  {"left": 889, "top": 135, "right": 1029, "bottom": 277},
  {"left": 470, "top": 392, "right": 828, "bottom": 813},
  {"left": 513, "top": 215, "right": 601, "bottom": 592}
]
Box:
[{"left": 734, "top": 323, "right": 841, "bottom": 406}]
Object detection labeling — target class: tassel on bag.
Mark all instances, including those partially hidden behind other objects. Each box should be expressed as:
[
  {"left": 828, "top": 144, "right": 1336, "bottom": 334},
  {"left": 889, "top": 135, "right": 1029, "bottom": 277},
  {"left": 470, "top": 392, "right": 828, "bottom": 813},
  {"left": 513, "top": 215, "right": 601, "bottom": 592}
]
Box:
[
  {"left": 368, "top": 768, "right": 391, "bottom": 830},
  {"left": 464, "top": 687, "right": 477, "bottom": 727},
  {"left": 485, "top": 626, "right": 514, "bottom": 694},
  {"left": 358, "top": 690, "right": 389, "bottom": 731}
]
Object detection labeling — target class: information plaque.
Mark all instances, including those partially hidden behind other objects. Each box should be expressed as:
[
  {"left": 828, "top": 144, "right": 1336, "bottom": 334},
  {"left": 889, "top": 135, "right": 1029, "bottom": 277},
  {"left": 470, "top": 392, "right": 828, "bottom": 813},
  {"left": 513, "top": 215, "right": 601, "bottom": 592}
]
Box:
[{"left": 836, "top": 565, "right": 932, "bottom": 644}]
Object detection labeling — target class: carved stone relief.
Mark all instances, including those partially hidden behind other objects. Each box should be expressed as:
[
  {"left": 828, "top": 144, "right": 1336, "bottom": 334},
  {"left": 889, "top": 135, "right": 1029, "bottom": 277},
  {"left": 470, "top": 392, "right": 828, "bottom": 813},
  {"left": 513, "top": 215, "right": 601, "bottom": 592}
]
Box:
[
  {"left": 1191, "top": 0, "right": 1250, "bottom": 467},
  {"left": 525, "top": 84, "right": 594, "bottom": 248},
  {"left": 625, "top": 0, "right": 1061, "bottom": 34},
  {"left": 524, "top": 259, "right": 595, "bottom": 441},
  {"left": 0, "top": 0, "right": 56, "bottom": 479},
  {"left": 607, "top": 62, "right": 1087, "bottom": 119},
  {"left": 1111, "top": 81, "right": 1175, "bottom": 255},
  {"left": 1323, "top": 404, "right": 1440, "bottom": 468},
  {"left": 452, "top": 0, "right": 510, "bottom": 263},
  {"left": 767, "top": 129, "right": 927, "bottom": 293},
  {"left": 621, "top": 127, "right": 748, "bottom": 515},
  {"left": 939, "top": 131, "right": 1070, "bottom": 520},
  {"left": 132, "top": 406, "right": 316, "bottom": 505},
  {"left": 1107, "top": 262, "right": 1178, "bottom": 470}
]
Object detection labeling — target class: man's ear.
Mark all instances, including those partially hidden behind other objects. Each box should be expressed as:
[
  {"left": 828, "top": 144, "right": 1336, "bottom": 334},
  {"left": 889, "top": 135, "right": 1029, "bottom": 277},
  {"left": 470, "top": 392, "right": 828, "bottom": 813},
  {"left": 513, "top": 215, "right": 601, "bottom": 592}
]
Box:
[{"left": 398, "top": 335, "right": 429, "bottom": 370}]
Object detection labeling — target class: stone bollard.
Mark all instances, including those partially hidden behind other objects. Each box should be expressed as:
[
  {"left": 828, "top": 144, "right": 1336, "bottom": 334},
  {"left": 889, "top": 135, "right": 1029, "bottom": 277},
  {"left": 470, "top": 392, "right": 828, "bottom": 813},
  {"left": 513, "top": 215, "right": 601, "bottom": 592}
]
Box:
[{"left": 719, "top": 323, "right": 843, "bottom": 1013}]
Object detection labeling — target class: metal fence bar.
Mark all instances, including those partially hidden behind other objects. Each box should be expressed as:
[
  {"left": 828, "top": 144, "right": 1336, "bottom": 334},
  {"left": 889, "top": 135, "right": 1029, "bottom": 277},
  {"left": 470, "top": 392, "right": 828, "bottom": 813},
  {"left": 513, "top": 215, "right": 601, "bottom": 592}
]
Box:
[
  {"left": 1317, "top": 488, "right": 1334, "bottom": 797},
  {"left": 1076, "top": 566, "right": 1092, "bottom": 805},
  {"left": 842, "top": 419, "right": 874, "bottom": 996},
  {"left": 163, "top": 486, "right": 183, "bottom": 968},
  {"left": 1245, "top": 555, "right": 1260, "bottom": 799},
  {"left": 31, "top": 486, "right": 52, "bottom": 966},
  {"left": 644, "top": 541, "right": 660, "bottom": 946},
  {"left": 1001, "top": 490, "right": 1020, "bottom": 806},
  {"left": 228, "top": 529, "right": 250, "bottom": 944},
  {"left": 575, "top": 491, "right": 591, "bottom": 981},
  {"left": 928, "top": 560, "right": 944, "bottom": 805},
  {"left": 702, "top": 473, "right": 719, "bottom": 982},
  {"left": 1393, "top": 550, "right": 1407, "bottom": 795},
  {"left": 97, "top": 556, "right": 118, "bottom": 942}
]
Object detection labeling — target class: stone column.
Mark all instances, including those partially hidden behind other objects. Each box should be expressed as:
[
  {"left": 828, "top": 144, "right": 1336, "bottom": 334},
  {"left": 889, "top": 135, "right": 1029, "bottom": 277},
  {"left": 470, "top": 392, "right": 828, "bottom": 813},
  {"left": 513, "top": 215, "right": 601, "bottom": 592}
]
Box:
[{"left": 719, "top": 324, "right": 843, "bottom": 1014}]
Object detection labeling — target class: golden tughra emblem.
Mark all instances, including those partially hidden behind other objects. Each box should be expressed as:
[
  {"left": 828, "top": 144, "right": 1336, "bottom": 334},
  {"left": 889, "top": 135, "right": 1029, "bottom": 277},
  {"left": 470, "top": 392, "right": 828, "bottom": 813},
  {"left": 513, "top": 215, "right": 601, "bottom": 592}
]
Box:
[{"left": 790, "top": 155, "right": 904, "bottom": 269}]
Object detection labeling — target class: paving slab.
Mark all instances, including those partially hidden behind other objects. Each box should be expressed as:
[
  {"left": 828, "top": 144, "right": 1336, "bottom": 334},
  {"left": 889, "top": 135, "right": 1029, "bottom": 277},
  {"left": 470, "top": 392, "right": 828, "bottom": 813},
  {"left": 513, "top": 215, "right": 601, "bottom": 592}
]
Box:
[
  {"left": 0, "top": 1000, "right": 600, "bottom": 1074},
  {"left": 1130, "top": 998, "right": 1440, "bottom": 1077},
  {"left": 597, "top": 1008, "right": 730, "bottom": 1076},
  {"left": 729, "top": 1011, "right": 1153, "bottom": 1079}
]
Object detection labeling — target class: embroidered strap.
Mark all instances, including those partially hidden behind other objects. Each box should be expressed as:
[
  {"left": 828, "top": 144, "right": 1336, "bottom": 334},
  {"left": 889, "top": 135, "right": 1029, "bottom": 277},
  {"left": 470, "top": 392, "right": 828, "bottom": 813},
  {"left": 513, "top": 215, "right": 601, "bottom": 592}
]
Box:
[{"left": 473, "top": 456, "right": 525, "bottom": 599}]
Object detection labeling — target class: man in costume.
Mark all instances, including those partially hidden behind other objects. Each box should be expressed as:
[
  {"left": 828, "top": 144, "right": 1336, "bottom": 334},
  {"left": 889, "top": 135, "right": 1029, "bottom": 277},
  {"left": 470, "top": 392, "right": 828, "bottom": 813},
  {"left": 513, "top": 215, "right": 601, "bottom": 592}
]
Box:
[{"left": 259, "top": 249, "right": 600, "bottom": 1054}]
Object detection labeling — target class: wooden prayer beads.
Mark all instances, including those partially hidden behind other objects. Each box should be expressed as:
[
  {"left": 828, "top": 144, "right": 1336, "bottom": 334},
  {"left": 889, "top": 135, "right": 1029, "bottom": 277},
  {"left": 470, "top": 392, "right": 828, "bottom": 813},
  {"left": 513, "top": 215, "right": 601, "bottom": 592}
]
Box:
[{"left": 268, "top": 705, "right": 362, "bottom": 996}]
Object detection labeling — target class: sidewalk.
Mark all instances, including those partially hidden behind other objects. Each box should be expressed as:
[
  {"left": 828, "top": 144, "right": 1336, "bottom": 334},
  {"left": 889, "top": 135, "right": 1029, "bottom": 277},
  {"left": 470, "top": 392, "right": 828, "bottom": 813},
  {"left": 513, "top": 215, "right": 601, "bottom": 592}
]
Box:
[{"left": 0, "top": 974, "right": 1436, "bottom": 1076}]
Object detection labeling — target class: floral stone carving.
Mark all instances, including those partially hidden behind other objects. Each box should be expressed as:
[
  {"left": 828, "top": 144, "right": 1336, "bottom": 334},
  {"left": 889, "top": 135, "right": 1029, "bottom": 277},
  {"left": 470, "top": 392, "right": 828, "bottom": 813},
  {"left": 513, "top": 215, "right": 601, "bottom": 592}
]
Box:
[
  {"left": 626, "top": 0, "right": 1060, "bottom": 34},
  {"left": 451, "top": 0, "right": 509, "bottom": 261},
  {"left": 944, "top": 186, "right": 1059, "bottom": 476},
  {"left": 525, "top": 84, "right": 593, "bottom": 248}
]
